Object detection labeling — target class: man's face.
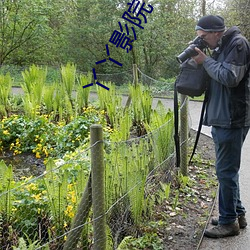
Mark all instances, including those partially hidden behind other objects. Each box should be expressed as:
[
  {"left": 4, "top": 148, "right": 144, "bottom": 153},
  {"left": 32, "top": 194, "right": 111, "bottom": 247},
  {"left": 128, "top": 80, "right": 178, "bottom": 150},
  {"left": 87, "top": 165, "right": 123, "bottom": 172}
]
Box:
[{"left": 196, "top": 30, "right": 222, "bottom": 49}]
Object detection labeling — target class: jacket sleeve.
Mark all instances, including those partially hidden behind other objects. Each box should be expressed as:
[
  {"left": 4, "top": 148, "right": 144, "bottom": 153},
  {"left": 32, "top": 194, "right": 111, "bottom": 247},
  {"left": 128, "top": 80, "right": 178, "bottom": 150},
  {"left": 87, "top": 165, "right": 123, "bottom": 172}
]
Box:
[{"left": 203, "top": 38, "right": 250, "bottom": 87}]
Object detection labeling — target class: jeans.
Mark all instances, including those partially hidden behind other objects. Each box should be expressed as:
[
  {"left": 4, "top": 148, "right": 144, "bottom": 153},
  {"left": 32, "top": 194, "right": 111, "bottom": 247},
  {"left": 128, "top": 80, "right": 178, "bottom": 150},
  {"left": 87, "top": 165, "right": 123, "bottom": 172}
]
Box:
[{"left": 211, "top": 126, "right": 249, "bottom": 225}]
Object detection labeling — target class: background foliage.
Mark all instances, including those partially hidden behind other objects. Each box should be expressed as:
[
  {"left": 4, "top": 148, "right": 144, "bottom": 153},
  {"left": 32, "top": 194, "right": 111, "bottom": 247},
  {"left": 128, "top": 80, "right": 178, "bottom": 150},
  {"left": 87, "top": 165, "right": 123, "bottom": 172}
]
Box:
[
  {"left": 1, "top": 0, "right": 249, "bottom": 82},
  {"left": 0, "top": 0, "right": 250, "bottom": 79}
]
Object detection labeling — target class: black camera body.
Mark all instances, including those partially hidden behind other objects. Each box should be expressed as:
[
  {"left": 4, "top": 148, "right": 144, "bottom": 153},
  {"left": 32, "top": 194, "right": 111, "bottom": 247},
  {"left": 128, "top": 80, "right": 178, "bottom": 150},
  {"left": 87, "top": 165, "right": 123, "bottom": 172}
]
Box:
[{"left": 176, "top": 36, "right": 208, "bottom": 63}]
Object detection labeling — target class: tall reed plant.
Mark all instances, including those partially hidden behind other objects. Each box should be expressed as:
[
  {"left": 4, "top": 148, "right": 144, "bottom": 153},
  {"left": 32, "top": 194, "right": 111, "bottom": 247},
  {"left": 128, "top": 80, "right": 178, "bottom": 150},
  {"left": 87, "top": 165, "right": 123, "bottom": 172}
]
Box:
[
  {"left": 110, "top": 109, "right": 132, "bottom": 141},
  {"left": 0, "top": 73, "right": 12, "bottom": 117},
  {"left": 52, "top": 82, "right": 73, "bottom": 122},
  {"left": 61, "top": 63, "right": 76, "bottom": 102},
  {"left": 76, "top": 72, "right": 92, "bottom": 113},
  {"left": 0, "top": 161, "right": 14, "bottom": 223},
  {"left": 145, "top": 100, "right": 175, "bottom": 164},
  {"left": 105, "top": 137, "right": 153, "bottom": 226},
  {"left": 43, "top": 84, "right": 55, "bottom": 114},
  {"left": 97, "top": 82, "right": 122, "bottom": 128},
  {"left": 21, "top": 65, "right": 47, "bottom": 118},
  {"left": 129, "top": 84, "right": 152, "bottom": 130},
  {"left": 43, "top": 159, "right": 68, "bottom": 227}
]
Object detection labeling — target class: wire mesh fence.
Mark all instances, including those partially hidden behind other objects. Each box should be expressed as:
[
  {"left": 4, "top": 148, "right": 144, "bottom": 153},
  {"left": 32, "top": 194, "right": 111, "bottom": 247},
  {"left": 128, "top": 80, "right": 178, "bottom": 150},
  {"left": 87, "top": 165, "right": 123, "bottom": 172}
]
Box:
[
  {"left": 0, "top": 116, "right": 190, "bottom": 249},
  {"left": 0, "top": 65, "right": 191, "bottom": 249},
  {"left": 137, "top": 67, "right": 175, "bottom": 96}
]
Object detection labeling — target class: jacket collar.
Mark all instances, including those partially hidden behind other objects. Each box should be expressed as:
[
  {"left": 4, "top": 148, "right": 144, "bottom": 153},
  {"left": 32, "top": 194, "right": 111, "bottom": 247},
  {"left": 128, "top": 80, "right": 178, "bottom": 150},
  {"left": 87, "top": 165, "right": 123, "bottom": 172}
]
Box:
[
  {"left": 221, "top": 26, "right": 241, "bottom": 46},
  {"left": 212, "top": 26, "right": 241, "bottom": 58}
]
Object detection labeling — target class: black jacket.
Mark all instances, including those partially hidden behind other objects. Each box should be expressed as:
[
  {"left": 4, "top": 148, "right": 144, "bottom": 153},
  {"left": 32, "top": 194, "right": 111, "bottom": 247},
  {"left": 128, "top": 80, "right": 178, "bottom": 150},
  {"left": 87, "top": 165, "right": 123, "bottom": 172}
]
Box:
[{"left": 203, "top": 26, "right": 250, "bottom": 128}]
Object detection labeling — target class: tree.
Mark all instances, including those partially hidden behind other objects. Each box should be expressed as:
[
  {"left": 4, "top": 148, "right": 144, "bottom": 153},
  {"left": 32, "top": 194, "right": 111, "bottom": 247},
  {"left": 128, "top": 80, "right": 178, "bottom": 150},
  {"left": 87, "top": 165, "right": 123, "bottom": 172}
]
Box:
[
  {"left": 220, "top": 0, "right": 250, "bottom": 39},
  {"left": 0, "top": 0, "right": 52, "bottom": 65},
  {"left": 64, "top": 0, "right": 127, "bottom": 70},
  {"left": 134, "top": 0, "right": 199, "bottom": 79}
]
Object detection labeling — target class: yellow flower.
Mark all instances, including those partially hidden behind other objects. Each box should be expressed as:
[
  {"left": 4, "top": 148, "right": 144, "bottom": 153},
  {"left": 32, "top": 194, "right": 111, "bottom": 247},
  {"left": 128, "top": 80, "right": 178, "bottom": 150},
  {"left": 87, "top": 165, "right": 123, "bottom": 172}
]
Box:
[
  {"left": 71, "top": 195, "right": 76, "bottom": 204},
  {"left": 21, "top": 176, "right": 32, "bottom": 181},
  {"left": 10, "top": 143, "right": 14, "bottom": 150},
  {"left": 3, "top": 130, "right": 9, "bottom": 135},
  {"left": 12, "top": 207, "right": 17, "bottom": 212},
  {"left": 42, "top": 147, "right": 49, "bottom": 157},
  {"left": 26, "top": 183, "right": 37, "bottom": 191},
  {"left": 36, "top": 152, "right": 41, "bottom": 158},
  {"left": 14, "top": 149, "right": 19, "bottom": 155},
  {"left": 65, "top": 205, "right": 74, "bottom": 218},
  {"left": 32, "top": 193, "right": 42, "bottom": 201}
]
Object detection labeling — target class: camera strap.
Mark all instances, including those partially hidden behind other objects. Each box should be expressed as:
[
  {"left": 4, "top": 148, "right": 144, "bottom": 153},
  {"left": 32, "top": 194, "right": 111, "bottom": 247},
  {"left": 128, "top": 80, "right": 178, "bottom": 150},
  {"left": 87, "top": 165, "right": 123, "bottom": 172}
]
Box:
[
  {"left": 189, "top": 91, "right": 208, "bottom": 164},
  {"left": 174, "top": 82, "right": 181, "bottom": 168},
  {"left": 174, "top": 85, "right": 208, "bottom": 168}
]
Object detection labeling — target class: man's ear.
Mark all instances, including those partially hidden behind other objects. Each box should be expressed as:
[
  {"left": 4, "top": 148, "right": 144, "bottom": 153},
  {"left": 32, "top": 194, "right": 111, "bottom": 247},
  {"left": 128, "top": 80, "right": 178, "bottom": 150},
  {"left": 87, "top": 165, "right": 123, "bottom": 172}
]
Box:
[{"left": 216, "top": 31, "right": 224, "bottom": 39}]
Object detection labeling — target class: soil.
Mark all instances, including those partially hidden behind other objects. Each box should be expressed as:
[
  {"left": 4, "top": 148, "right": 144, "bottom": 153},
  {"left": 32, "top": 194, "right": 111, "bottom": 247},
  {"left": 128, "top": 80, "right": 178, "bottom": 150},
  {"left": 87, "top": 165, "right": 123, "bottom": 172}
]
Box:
[
  {"left": 158, "top": 130, "right": 217, "bottom": 250},
  {"left": 0, "top": 152, "right": 45, "bottom": 180}
]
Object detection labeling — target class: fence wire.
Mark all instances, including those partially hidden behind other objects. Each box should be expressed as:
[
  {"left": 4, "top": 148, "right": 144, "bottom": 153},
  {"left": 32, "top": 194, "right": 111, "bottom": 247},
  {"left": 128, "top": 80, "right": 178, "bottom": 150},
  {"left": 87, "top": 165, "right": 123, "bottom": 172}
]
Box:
[
  {"left": 137, "top": 67, "right": 175, "bottom": 96},
  {"left": 0, "top": 119, "right": 189, "bottom": 249},
  {"left": 0, "top": 67, "right": 192, "bottom": 249}
]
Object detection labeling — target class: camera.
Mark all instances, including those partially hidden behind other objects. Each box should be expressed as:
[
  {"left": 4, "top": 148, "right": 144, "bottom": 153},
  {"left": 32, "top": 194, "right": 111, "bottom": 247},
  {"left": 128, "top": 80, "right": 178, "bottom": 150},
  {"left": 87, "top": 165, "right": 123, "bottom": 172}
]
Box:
[{"left": 176, "top": 36, "right": 208, "bottom": 64}]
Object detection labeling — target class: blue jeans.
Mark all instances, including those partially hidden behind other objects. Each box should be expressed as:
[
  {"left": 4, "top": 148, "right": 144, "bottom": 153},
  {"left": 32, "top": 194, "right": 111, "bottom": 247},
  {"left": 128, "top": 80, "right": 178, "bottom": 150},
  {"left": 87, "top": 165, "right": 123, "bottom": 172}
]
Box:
[{"left": 211, "top": 126, "right": 249, "bottom": 225}]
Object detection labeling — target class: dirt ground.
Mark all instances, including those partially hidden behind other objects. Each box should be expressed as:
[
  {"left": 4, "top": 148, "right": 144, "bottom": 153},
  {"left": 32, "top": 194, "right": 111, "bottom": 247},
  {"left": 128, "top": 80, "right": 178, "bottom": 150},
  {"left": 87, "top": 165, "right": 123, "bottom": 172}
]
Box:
[{"left": 159, "top": 130, "right": 217, "bottom": 250}]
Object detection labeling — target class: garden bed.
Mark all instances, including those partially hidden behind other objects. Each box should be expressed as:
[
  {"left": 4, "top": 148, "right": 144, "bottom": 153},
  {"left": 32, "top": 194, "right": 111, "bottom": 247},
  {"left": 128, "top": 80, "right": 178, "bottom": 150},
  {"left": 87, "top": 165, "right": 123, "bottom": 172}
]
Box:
[
  {"left": 0, "top": 64, "right": 217, "bottom": 249},
  {"left": 115, "top": 130, "right": 217, "bottom": 250},
  {"left": 0, "top": 127, "right": 217, "bottom": 250}
]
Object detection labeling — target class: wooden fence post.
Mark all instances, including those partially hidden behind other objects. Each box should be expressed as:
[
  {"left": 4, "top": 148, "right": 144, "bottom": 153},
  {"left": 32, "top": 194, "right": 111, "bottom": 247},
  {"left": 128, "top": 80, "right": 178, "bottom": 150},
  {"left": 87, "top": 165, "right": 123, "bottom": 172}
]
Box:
[
  {"left": 125, "top": 64, "right": 138, "bottom": 109},
  {"left": 133, "top": 64, "right": 138, "bottom": 86},
  {"left": 180, "top": 94, "right": 188, "bottom": 176},
  {"left": 91, "top": 124, "right": 106, "bottom": 250}
]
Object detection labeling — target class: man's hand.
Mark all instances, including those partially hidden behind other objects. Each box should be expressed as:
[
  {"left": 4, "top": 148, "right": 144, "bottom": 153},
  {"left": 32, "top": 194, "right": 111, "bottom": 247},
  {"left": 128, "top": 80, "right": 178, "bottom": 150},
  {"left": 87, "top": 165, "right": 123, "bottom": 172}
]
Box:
[{"left": 192, "top": 47, "right": 207, "bottom": 64}]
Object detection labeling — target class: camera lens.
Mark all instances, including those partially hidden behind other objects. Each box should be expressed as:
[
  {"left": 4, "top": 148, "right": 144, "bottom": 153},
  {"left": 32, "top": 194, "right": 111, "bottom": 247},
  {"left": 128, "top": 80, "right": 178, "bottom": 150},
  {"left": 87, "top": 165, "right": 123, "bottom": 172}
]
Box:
[{"left": 176, "top": 45, "right": 198, "bottom": 63}]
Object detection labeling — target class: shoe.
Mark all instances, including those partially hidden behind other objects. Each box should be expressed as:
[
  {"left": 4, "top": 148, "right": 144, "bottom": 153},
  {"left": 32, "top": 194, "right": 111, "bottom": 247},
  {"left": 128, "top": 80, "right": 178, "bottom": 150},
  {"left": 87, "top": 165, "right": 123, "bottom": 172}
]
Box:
[
  {"left": 211, "top": 214, "right": 247, "bottom": 229},
  {"left": 204, "top": 222, "right": 240, "bottom": 238}
]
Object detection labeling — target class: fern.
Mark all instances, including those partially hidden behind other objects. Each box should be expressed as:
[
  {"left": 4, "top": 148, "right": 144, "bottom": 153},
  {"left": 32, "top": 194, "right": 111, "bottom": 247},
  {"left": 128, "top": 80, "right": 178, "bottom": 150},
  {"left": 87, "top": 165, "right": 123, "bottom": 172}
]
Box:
[
  {"left": 97, "top": 82, "right": 122, "bottom": 128},
  {"left": 43, "top": 84, "right": 55, "bottom": 113},
  {"left": 21, "top": 65, "right": 47, "bottom": 118},
  {"left": 61, "top": 63, "right": 76, "bottom": 101},
  {"left": 12, "top": 232, "right": 45, "bottom": 250},
  {"left": 43, "top": 159, "right": 68, "bottom": 228},
  {"left": 76, "top": 72, "right": 92, "bottom": 111},
  {"left": 145, "top": 100, "right": 174, "bottom": 163},
  {"left": 0, "top": 73, "right": 12, "bottom": 116},
  {"left": 0, "top": 160, "right": 14, "bottom": 222}
]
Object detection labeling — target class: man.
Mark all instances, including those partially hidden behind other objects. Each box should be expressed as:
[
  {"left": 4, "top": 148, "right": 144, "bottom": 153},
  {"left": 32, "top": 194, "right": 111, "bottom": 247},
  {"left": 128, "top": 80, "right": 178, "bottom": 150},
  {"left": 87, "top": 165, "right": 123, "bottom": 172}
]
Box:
[{"left": 192, "top": 15, "right": 250, "bottom": 238}]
